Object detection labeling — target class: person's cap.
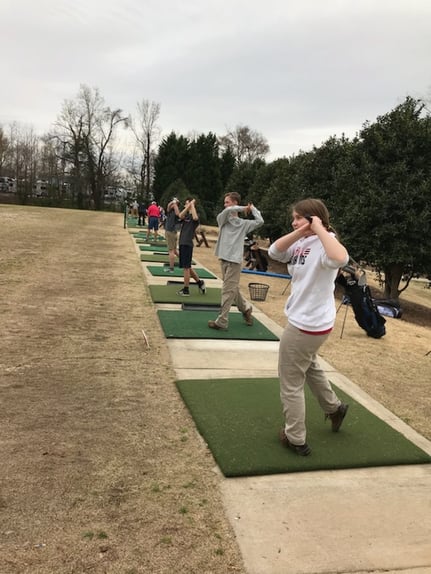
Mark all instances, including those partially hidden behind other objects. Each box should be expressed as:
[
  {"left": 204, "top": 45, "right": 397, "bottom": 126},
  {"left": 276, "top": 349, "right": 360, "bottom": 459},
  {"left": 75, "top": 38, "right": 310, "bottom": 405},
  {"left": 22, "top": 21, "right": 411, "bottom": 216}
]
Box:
[{"left": 172, "top": 197, "right": 179, "bottom": 202}]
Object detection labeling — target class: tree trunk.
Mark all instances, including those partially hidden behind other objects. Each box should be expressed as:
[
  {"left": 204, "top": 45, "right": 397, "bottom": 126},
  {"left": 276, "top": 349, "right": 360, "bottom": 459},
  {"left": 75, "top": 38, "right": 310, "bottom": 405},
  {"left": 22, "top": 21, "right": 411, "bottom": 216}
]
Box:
[
  {"left": 383, "top": 263, "right": 404, "bottom": 301},
  {"left": 145, "top": 132, "right": 151, "bottom": 200},
  {"left": 93, "top": 187, "right": 102, "bottom": 210}
]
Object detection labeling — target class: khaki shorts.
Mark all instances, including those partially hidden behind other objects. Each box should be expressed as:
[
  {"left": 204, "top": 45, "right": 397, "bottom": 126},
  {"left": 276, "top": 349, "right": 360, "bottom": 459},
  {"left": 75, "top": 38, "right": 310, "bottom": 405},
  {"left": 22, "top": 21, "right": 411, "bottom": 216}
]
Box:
[{"left": 165, "top": 230, "right": 178, "bottom": 251}]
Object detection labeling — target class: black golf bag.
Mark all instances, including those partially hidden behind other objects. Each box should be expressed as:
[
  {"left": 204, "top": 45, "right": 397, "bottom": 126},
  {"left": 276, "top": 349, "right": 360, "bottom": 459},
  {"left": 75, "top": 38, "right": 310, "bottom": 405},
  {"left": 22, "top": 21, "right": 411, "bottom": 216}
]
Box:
[
  {"left": 336, "top": 265, "right": 386, "bottom": 339},
  {"left": 243, "top": 239, "right": 268, "bottom": 272},
  {"left": 374, "top": 298, "right": 403, "bottom": 319}
]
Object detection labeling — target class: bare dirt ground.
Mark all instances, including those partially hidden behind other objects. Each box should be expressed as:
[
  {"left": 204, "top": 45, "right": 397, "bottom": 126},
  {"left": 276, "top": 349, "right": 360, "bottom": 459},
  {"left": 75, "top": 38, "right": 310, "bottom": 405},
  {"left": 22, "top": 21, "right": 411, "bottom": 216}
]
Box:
[
  {"left": 0, "top": 206, "right": 246, "bottom": 574},
  {"left": 1, "top": 206, "right": 430, "bottom": 574}
]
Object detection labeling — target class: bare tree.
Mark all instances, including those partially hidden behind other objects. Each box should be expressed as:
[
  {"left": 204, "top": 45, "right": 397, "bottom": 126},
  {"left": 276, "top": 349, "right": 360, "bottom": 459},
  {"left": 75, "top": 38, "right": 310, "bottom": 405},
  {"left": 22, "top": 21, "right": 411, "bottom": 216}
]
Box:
[
  {"left": 53, "top": 95, "right": 87, "bottom": 207},
  {"left": 54, "top": 85, "right": 128, "bottom": 209},
  {"left": 218, "top": 124, "right": 270, "bottom": 163},
  {"left": 39, "top": 135, "right": 66, "bottom": 200},
  {"left": 0, "top": 125, "right": 11, "bottom": 176},
  {"left": 129, "top": 99, "right": 161, "bottom": 201},
  {"left": 123, "top": 147, "right": 143, "bottom": 196},
  {"left": 5, "top": 122, "right": 41, "bottom": 200}
]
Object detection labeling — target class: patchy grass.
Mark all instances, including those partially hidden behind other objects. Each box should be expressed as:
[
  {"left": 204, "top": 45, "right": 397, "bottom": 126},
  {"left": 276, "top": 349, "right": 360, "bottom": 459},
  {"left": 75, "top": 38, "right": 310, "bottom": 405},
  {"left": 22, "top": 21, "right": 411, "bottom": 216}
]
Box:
[{"left": 0, "top": 205, "right": 246, "bottom": 574}]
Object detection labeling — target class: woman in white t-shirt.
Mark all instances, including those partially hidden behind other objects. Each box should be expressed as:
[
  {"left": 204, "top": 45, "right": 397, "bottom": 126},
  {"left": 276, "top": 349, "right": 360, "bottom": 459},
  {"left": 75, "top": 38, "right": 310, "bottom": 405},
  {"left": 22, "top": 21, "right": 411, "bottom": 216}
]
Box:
[{"left": 268, "top": 198, "right": 350, "bottom": 456}]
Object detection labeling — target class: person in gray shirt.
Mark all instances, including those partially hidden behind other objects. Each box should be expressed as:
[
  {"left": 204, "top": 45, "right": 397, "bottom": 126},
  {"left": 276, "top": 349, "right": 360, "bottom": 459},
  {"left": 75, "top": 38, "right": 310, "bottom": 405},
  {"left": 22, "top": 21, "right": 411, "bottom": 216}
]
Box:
[
  {"left": 177, "top": 198, "right": 206, "bottom": 296},
  {"left": 208, "top": 192, "right": 264, "bottom": 330}
]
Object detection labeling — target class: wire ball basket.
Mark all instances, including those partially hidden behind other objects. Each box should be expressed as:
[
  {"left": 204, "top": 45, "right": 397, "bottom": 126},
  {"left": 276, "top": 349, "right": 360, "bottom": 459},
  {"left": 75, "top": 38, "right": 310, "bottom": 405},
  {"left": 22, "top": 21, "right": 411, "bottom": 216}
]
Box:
[{"left": 248, "top": 282, "right": 270, "bottom": 301}]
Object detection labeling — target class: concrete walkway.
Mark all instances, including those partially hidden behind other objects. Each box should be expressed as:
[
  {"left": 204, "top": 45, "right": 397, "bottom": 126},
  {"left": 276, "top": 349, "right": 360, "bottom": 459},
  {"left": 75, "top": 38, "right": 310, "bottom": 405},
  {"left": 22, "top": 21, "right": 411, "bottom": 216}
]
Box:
[{"left": 136, "top": 237, "right": 431, "bottom": 574}]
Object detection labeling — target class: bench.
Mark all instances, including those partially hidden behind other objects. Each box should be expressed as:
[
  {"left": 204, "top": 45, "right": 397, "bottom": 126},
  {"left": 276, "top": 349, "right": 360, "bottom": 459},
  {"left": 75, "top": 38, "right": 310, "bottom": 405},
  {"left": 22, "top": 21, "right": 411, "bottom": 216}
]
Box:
[{"left": 194, "top": 229, "right": 210, "bottom": 248}]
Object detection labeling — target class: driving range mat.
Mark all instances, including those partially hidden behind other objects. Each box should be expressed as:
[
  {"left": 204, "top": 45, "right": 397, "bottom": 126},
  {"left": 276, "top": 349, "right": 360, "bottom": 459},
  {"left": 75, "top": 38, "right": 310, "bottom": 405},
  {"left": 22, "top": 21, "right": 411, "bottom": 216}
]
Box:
[
  {"left": 176, "top": 377, "right": 431, "bottom": 477},
  {"left": 135, "top": 238, "right": 167, "bottom": 245},
  {"left": 141, "top": 254, "right": 195, "bottom": 264},
  {"left": 158, "top": 309, "right": 279, "bottom": 340},
  {"left": 148, "top": 284, "right": 219, "bottom": 304},
  {"left": 132, "top": 232, "right": 166, "bottom": 241},
  {"left": 139, "top": 244, "right": 169, "bottom": 252},
  {"left": 146, "top": 266, "right": 217, "bottom": 279},
  {"left": 182, "top": 303, "right": 221, "bottom": 311}
]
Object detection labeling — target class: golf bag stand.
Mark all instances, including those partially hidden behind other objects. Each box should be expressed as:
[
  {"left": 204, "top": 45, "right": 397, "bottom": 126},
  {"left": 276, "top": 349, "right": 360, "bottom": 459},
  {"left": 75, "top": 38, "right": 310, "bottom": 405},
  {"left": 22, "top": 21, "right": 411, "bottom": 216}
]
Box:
[{"left": 336, "top": 295, "right": 351, "bottom": 339}]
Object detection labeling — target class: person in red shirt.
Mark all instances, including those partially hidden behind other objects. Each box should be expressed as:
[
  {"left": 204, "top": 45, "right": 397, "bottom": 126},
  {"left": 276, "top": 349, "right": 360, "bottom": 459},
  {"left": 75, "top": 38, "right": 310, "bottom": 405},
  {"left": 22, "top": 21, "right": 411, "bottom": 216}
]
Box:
[{"left": 146, "top": 201, "right": 161, "bottom": 240}]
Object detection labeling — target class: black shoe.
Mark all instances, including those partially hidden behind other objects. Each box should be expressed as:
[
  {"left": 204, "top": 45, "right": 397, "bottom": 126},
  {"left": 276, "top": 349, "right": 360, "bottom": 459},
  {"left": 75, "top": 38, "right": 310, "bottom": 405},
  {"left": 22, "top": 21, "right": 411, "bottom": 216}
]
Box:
[
  {"left": 198, "top": 280, "right": 206, "bottom": 294},
  {"left": 279, "top": 429, "right": 311, "bottom": 456},
  {"left": 177, "top": 288, "right": 190, "bottom": 296},
  {"left": 325, "top": 403, "right": 349, "bottom": 432}
]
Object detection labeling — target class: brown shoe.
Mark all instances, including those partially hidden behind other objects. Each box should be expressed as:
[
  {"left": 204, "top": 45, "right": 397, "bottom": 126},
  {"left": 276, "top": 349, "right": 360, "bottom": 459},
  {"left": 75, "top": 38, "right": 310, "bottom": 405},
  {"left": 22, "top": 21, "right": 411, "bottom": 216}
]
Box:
[
  {"left": 325, "top": 403, "right": 349, "bottom": 432},
  {"left": 208, "top": 320, "right": 227, "bottom": 331},
  {"left": 242, "top": 307, "right": 253, "bottom": 326},
  {"left": 279, "top": 429, "right": 311, "bottom": 456}
]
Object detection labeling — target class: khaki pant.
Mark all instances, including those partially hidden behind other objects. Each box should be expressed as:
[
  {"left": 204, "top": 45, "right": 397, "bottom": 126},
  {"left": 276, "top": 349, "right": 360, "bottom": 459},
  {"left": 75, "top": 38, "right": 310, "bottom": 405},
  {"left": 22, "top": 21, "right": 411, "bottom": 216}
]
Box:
[
  {"left": 215, "top": 260, "right": 251, "bottom": 328},
  {"left": 165, "top": 230, "right": 178, "bottom": 251},
  {"left": 279, "top": 322, "right": 341, "bottom": 444}
]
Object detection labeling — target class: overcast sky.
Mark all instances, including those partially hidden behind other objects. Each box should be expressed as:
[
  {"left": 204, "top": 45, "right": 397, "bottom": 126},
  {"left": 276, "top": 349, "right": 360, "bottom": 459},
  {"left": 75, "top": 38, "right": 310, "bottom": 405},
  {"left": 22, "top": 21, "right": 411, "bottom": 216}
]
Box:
[{"left": 1, "top": 0, "right": 430, "bottom": 160}]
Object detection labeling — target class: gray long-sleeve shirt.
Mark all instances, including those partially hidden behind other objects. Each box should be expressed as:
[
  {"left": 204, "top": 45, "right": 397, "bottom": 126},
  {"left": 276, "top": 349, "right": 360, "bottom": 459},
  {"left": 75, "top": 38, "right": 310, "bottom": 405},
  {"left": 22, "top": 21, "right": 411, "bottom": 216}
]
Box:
[{"left": 214, "top": 205, "right": 264, "bottom": 263}]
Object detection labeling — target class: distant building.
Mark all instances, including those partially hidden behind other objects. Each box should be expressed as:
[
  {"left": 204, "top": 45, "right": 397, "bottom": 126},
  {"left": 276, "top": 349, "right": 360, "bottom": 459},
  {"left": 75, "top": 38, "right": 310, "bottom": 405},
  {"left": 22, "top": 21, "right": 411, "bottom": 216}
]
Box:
[
  {"left": 0, "top": 177, "right": 16, "bottom": 193},
  {"left": 33, "top": 180, "right": 49, "bottom": 197}
]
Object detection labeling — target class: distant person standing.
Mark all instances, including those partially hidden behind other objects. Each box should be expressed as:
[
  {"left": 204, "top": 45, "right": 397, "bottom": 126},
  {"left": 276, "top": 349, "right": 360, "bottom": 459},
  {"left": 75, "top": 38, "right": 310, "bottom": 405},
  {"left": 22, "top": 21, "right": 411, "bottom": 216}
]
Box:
[
  {"left": 131, "top": 199, "right": 139, "bottom": 218},
  {"left": 177, "top": 198, "right": 206, "bottom": 296},
  {"left": 146, "top": 201, "right": 161, "bottom": 240},
  {"left": 208, "top": 192, "right": 263, "bottom": 330},
  {"left": 159, "top": 206, "right": 166, "bottom": 228},
  {"left": 164, "top": 197, "right": 181, "bottom": 273},
  {"left": 138, "top": 201, "right": 146, "bottom": 226}
]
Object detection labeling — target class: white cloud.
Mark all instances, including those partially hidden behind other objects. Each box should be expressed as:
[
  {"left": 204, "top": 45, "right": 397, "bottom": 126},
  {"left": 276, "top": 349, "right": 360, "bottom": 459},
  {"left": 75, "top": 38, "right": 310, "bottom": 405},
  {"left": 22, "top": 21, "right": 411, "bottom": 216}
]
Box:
[{"left": 1, "top": 0, "right": 430, "bottom": 159}]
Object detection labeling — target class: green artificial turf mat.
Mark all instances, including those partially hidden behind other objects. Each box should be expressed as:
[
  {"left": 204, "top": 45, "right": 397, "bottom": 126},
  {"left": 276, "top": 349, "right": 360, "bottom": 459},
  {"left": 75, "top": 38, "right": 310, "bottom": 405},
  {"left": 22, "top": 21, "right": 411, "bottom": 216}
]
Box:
[
  {"left": 132, "top": 232, "right": 166, "bottom": 241},
  {"left": 136, "top": 240, "right": 168, "bottom": 248},
  {"left": 158, "top": 309, "right": 279, "bottom": 340},
  {"left": 135, "top": 237, "right": 166, "bottom": 243},
  {"left": 176, "top": 377, "right": 431, "bottom": 477},
  {"left": 141, "top": 254, "right": 196, "bottom": 264},
  {"left": 140, "top": 253, "right": 170, "bottom": 263},
  {"left": 127, "top": 219, "right": 141, "bottom": 228},
  {"left": 149, "top": 284, "right": 219, "bottom": 304},
  {"left": 146, "top": 265, "right": 217, "bottom": 279},
  {"left": 182, "top": 303, "right": 221, "bottom": 311},
  {"left": 139, "top": 244, "right": 169, "bottom": 252}
]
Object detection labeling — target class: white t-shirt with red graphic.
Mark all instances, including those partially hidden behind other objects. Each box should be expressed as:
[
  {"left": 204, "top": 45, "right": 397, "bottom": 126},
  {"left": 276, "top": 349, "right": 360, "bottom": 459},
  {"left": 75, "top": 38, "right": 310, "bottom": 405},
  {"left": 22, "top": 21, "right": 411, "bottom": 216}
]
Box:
[{"left": 268, "top": 233, "right": 348, "bottom": 332}]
